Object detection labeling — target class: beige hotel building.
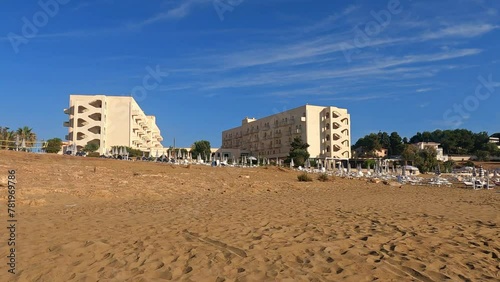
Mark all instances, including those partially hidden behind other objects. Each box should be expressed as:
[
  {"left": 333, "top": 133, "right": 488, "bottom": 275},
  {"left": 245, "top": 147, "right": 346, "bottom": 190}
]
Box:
[
  {"left": 220, "top": 104, "right": 351, "bottom": 161},
  {"left": 64, "top": 95, "right": 165, "bottom": 155}
]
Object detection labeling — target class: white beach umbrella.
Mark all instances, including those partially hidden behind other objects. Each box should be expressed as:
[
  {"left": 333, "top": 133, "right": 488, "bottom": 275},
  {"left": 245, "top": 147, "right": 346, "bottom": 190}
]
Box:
[
  {"left": 21, "top": 139, "right": 26, "bottom": 149},
  {"left": 290, "top": 158, "right": 294, "bottom": 168}
]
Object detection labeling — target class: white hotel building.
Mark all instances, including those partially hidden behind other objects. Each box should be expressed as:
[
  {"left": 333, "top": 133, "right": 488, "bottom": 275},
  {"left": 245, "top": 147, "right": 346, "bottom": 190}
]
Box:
[
  {"left": 64, "top": 95, "right": 165, "bottom": 155},
  {"left": 220, "top": 104, "right": 351, "bottom": 161}
]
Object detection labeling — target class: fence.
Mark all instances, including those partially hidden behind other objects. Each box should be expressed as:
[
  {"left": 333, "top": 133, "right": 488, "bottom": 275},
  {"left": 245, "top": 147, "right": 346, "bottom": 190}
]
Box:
[{"left": 0, "top": 139, "right": 47, "bottom": 153}]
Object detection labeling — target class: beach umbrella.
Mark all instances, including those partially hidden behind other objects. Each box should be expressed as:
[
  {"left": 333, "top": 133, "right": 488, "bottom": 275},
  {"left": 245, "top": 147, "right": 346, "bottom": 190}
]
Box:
[
  {"left": 275, "top": 157, "right": 279, "bottom": 166},
  {"left": 347, "top": 162, "right": 351, "bottom": 174},
  {"left": 142, "top": 151, "right": 145, "bottom": 159},
  {"left": 290, "top": 158, "right": 294, "bottom": 168},
  {"left": 21, "top": 138, "right": 26, "bottom": 149}
]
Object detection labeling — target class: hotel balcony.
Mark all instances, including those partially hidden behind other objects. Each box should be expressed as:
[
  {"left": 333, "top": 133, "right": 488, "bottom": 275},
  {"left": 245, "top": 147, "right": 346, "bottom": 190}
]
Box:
[
  {"left": 63, "top": 121, "right": 71, "bottom": 127},
  {"left": 63, "top": 108, "right": 72, "bottom": 115}
]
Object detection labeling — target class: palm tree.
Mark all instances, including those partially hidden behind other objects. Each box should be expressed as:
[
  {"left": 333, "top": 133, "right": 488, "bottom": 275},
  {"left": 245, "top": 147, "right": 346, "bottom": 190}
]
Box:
[
  {"left": 16, "top": 126, "right": 37, "bottom": 148},
  {"left": 0, "top": 127, "right": 16, "bottom": 149}
]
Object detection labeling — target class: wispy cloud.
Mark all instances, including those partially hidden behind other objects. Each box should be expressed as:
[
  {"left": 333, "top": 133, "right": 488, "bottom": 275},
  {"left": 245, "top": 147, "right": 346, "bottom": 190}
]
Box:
[
  {"left": 72, "top": 2, "right": 91, "bottom": 11},
  {"left": 419, "top": 23, "right": 499, "bottom": 40},
  {"left": 131, "top": 0, "right": 211, "bottom": 29},
  {"left": 416, "top": 88, "right": 434, "bottom": 93}
]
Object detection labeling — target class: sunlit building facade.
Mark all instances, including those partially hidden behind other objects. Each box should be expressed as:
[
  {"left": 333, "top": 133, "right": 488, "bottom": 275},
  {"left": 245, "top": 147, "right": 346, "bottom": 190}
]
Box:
[
  {"left": 220, "top": 105, "right": 351, "bottom": 161},
  {"left": 64, "top": 95, "right": 164, "bottom": 154}
]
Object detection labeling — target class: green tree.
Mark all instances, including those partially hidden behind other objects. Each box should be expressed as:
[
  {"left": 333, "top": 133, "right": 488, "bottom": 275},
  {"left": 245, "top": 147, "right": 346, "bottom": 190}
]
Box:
[
  {"left": 353, "top": 133, "right": 383, "bottom": 157},
  {"left": 443, "top": 160, "right": 456, "bottom": 173},
  {"left": 401, "top": 145, "right": 437, "bottom": 173},
  {"left": 191, "top": 140, "right": 211, "bottom": 160},
  {"left": 417, "top": 147, "right": 438, "bottom": 173},
  {"left": 0, "top": 127, "right": 16, "bottom": 149},
  {"left": 401, "top": 144, "right": 420, "bottom": 164},
  {"left": 475, "top": 150, "right": 490, "bottom": 161},
  {"left": 389, "top": 132, "right": 404, "bottom": 156},
  {"left": 45, "top": 138, "right": 63, "bottom": 153},
  {"left": 16, "top": 126, "right": 37, "bottom": 148},
  {"left": 83, "top": 143, "right": 99, "bottom": 153},
  {"left": 286, "top": 137, "right": 310, "bottom": 167}
]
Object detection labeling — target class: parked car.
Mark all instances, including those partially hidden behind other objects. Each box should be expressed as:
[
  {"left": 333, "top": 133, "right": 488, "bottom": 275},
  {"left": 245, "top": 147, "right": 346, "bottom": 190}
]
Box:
[{"left": 75, "top": 151, "right": 87, "bottom": 157}]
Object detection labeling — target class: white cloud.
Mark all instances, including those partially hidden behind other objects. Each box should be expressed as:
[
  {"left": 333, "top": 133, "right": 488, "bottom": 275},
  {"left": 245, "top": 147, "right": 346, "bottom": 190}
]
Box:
[
  {"left": 419, "top": 24, "right": 499, "bottom": 40},
  {"left": 132, "top": 0, "right": 211, "bottom": 28}
]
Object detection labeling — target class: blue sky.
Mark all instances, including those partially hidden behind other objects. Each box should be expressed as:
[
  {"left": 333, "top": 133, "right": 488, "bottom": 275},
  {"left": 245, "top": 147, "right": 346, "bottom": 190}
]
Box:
[{"left": 1, "top": 0, "right": 499, "bottom": 147}]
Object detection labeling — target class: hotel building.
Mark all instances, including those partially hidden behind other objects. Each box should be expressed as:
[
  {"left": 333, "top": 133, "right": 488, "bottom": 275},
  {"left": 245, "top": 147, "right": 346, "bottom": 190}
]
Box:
[
  {"left": 220, "top": 105, "right": 351, "bottom": 161},
  {"left": 63, "top": 95, "right": 165, "bottom": 155}
]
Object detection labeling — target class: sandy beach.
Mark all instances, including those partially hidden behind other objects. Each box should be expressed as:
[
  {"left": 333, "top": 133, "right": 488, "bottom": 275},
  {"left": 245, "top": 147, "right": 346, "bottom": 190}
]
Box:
[{"left": 0, "top": 150, "right": 499, "bottom": 281}]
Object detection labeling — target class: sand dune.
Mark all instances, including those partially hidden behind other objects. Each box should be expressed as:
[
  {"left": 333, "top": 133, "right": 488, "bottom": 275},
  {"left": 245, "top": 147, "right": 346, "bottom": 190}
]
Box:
[{"left": 0, "top": 151, "right": 498, "bottom": 281}]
